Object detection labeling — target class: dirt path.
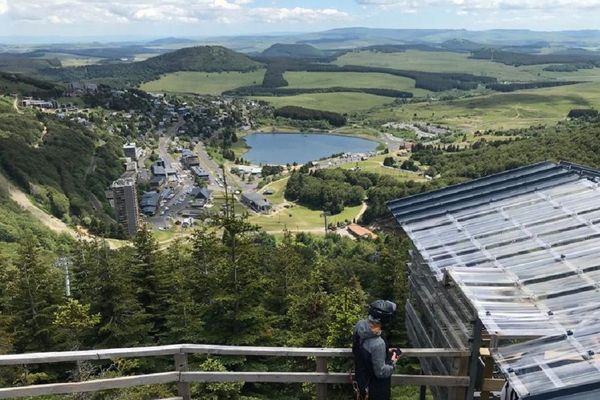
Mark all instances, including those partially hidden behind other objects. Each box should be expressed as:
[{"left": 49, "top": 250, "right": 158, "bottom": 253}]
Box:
[
  {"left": 1, "top": 173, "right": 123, "bottom": 249},
  {"left": 356, "top": 202, "right": 368, "bottom": 222},
  {"left": 12, "top": 97, "right": 23, "bottom": 114}
]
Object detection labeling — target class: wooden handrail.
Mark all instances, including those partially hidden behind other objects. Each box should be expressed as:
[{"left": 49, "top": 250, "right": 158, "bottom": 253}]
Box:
[
  {"left": 0, "top": 344, "right": 470, "bottom": 365},
  {"left": 0, "top": 344, "right": 472, "bottom": 400},
  {"left": 0, "top": 372, "right": 470, "bottom": 399}
]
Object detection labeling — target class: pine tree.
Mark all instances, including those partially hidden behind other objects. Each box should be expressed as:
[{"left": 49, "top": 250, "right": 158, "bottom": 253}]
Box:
[
  {"left": 71, "top": 240, "right": 150, "bottom": 347},
  {"left": 131, "top": 224, "right": 164, "bottom": 339},
  {"left": 326, "top": 276, "right": 367, "bottom": 348},
  {"left": 9, "top": 234, "right": 62, "bottom": 352},
  {"left": 161, "top": 239, "right": 204, "bottom": 344}
]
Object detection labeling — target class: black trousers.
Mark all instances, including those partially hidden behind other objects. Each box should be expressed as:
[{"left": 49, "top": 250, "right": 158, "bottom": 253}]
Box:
[{"left": 368, "top": 377, "right": 391, "bottom": 400}]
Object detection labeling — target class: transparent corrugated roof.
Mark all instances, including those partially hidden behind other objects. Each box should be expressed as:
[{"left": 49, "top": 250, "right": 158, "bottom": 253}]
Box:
[{"left": 390, "top": 162, "right": 600, "bottom": 399}]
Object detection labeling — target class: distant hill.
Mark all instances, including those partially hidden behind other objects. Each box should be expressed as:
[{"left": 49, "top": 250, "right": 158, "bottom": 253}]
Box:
[
  {"left": 261, "top": 43, "right": 326, "bottom": 59},
  {"left": 148, "top": 37, "right": 197, "bottom": 45},
  {"left": 441, "top": 39, "right": 486, "bottom": 53},
  {"left": 0, "top": 53, "right": 62, "bottom": 75},
  {"left": 40, "top": 46, "right": 263, "bottom": 86}
]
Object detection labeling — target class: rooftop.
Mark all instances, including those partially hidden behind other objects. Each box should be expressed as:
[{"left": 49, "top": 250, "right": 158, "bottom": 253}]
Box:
[{"left": 389, "top": 161, "right": 600, "bottom": 400}]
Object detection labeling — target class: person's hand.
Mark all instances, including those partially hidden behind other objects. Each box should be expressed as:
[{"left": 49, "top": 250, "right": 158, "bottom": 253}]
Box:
[{"left": 390, "top": 348, "right": 402, "bottom": 364}]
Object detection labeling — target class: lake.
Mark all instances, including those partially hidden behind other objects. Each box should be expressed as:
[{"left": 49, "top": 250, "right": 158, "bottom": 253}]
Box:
[{"left": 243, "top": 132, "right": 378, "bottom": 165}]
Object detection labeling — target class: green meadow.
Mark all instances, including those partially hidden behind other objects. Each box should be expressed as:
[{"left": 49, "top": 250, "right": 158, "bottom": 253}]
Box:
[
  {"left": 368, "top": 82, "right": 600, "bottom": 132},
  {"left": 283, "top": 71, "right": 430, "bottom": 96},
  {"left": 252, "top": 92, "right": 394, "bottom": 113},
  {"left": 141, "top": 69, "right": 266, "bottom": 95},
  {"left": 335, "top": 50, "right": 600, "bottom": 82}
]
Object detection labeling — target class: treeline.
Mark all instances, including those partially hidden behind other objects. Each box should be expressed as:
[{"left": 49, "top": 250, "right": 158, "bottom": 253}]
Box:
[
  {"left": 83, "top": 85, "right": 154, "bottom": 112},
  {"left": 0, "top": 220, "right": 410, "bottom": 399},
  {"left": 261, "top": 61, "right": 290, "bottom": 88},
  {"left": 226, "top": 86, "right": 413, "bottom": 99},
  {"left": 471, "top": 48, "right": 600, "bottom": 66},
  {"left": 274, "top": 106, "right": 347, "bottom": 127},
  {"left": 543, "top": 63, "right": 595, "bottom": 72},
  {"left": 286, "top": 169, "right": 366, "bottom": 214},
  {"left": 0, "top": 72, "right": 65, "bottom": 98},
  {"left": 568, "top": 109, "right": 599, "bottom": 120},
  {"left": 486, "top": 81, "right": 580, "bottom": 92},
  {"left": 420, "top": 120, "right": 600, "bottom": 179},
  {"left": 296, "top": 64, "right": 496, "bottom": 92},
  {"left": 40, "top": 46, "right": 262, "bottom": 86},
  {"left": 247, "top": 58, "right": 496, "bottom": 93}
]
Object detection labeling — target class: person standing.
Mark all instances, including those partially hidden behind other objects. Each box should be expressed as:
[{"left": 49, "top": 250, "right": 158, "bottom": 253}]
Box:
[{"left": 352, "top": 300, "right": 401, "bottom": 400}]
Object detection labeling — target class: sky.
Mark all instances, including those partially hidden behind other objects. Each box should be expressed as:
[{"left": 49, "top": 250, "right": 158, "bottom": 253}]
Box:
[{"left": 1, "top": 0, "right": 600, "bottom": 40}]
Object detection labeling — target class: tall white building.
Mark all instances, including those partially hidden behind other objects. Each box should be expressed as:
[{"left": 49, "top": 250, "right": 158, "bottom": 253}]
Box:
[{"left": 111, "top": 178, "right": 139, "bottom": 236}]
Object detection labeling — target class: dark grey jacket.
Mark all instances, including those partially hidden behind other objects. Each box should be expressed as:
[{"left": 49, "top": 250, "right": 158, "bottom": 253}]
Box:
[{"left": 353, "top": 319, "right": 394, "bottom": 379}]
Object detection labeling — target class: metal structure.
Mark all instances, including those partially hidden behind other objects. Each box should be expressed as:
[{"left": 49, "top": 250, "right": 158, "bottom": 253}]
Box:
[
  {"left": 0, "top": 344, "right": 470, "bottom": 400},
  {"left": 389, "top": 161, "right": 600, "bottom": 399}
]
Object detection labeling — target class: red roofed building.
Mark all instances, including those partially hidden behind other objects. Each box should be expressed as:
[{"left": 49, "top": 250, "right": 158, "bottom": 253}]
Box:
[{"left": 347, "top": 224, "right": 378, "bottom": 240}]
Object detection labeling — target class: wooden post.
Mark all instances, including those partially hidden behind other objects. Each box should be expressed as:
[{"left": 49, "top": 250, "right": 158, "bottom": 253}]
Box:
[
  {"left": 479, "top": 348, "right": 496, "bottom": 400},
  {"left": 174, "top": 353, "right": 191, "bottom": 400},
  {"left": 316, "top": 357, "right": 328, "bottom": 400},
  {"left": 419, "top": 384, "right": 427, "bottom": 400},
  {"left": 465, "top": 319, "right": 483, "bottom": 400}
]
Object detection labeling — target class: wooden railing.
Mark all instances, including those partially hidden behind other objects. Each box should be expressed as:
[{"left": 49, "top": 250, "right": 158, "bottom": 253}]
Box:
[{"left": 0, "top": 344, "right": 472, "bottom": 400}]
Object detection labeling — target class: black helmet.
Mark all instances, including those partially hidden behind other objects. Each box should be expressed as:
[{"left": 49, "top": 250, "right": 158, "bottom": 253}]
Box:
[{"left": 368, "top": 300, "right": 397, "bottom": 324}]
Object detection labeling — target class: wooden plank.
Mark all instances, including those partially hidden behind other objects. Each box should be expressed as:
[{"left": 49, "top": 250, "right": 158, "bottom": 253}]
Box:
[
  {"left": 181, "top": 372, "right": 470, "bottom": 387},
  {"left": 315, "top": 357, "right": 328, "bottom": 400},
  {"left": 0, "top": 350, "right": 100, "bottom": 365},
  {"left": 0, "top": 372, "right": 180, "bottom": 399},
  {"left": 0, "top": 345, "right": 469, "bottom": 367},
  {"left": 0, "top": 345, "right": 182, "bottom": 365},
  {"left": 180, "top": 344, "right": 469, "bottom": 358},
  {"left": 95, "top": 345, "right": 183, "bottom": 360},
  {"left": 482, "top": 378, "right": 505, "bottom": 392},
  {"left": 174, "top": 353, "right": 191, "bottom": 400}
]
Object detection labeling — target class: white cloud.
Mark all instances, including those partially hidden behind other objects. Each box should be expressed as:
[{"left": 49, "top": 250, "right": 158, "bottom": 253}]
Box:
[
  {"left": 249, "top": 7, "right": 351, "bottom": 23},
  {"left": 356, "top": 0, "right": 600, "bottom": 12},
  {"left": 1, "top": 0, "right": 348, "bottom": 26}
]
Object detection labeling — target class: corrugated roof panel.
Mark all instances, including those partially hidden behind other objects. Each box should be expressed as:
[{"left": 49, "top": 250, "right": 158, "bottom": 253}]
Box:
[{"left": 391, "top": 162, "right": 600, "bottom": 399}]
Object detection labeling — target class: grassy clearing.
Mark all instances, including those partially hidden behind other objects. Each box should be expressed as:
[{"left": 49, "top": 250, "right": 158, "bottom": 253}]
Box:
[
  {"left": 141, "top": 69, "right": 266, "bottom": 95},
  {"left": 252, "top": 92, "right": 394, "bottom": 113},
  {"left": 283, "top": 71, "right": 430, "bottom": 96},
  {"left": 249, "top": 177, "right": 363, "bottom": 233},
  {"left": 250, "top": 203, "right": 363, "bottom": 233},
  {"left": 369, "top": 81, "right": 600, "bottom": 132},
  {"left": 334, "top": 50, "right": 600, "bottom": 83},
  {"left": 337, "top": 154, "right": 427, "bottom": 179}
]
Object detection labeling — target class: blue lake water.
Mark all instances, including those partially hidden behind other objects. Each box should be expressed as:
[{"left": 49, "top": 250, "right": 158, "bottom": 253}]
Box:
[{"left": 243, "top": 132, "right": 378, "bottom": 165}]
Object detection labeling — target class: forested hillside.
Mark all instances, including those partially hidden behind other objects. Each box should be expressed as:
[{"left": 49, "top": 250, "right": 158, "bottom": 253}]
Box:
[
  {"left": 41, "top": 46, "right": 263, "bottom": 86},
  {"left": 0, "top": 216, "right": 410, "bottom": 399},
  {"left": 0, "top": 97, "right": 125, "bottom": 236},
  {"left": 0, "top": 72, "right": 64, "bottom": 98}
]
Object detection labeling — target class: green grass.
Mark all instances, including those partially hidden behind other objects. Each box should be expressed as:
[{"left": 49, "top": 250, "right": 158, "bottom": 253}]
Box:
[
  {"left": 369, "top": 81, "right": 600, "bottom": 132},
  {"left": 249, "top": 177, "right": 363, "bottom": 233},
  {"left": 335, "top": 50, "right": 600, "bottom": 82},
  {"left": 250, "top": 203, "right": 363, "bottom": 233},
  {"left": 252, "top": 92, "right": 394, "bottom": 113},
  {"left": 140, "top": 69, "right": 266, "bottom": 95},
  {"left": 338, "top": 154, "right": 427, "bottom": 179},
  {"left": 284, "top": 71, "right": 430, "bottom": 96}
]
